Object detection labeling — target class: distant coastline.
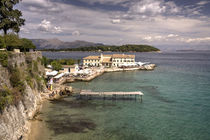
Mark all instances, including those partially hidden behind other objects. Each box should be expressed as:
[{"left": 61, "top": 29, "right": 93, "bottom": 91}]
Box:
[{"left": 37, "top": 44, "right": 160, "bottom": 52}]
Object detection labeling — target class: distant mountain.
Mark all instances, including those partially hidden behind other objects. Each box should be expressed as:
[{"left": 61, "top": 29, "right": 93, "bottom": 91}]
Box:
[{"left": 31, "top": 38, "right": 104, "bottom": 50}]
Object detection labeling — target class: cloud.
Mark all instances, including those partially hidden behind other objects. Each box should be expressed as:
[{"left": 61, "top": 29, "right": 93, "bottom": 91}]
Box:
[
  {"left": 111, "top": 19, "right": 121, "bottom": 24},
  {"left": 18, "top": 0, "right": 210, "bottom": 49},
  {"left": 72, "top": 30, "right": 81, "bottom": 36},
  {"left": 78, "top": 0, "right": 129, "bottom": 5},
  {"left": 185, "top": 37, "right": 210, "bottom": 43},
  {"left": 129, "top": 0, "right": 166, "bottom": 15},
  {"left": 38, "top": 19, "right": 62, "bottom": 33},
  {"left": 20, "top": 27, "right": 30, "bottom": 34},
  {"left": 128, "top": 0, "right": 180, "bottom": 16},
  {"left": 197, "top": 1, "right": 210, "bottom": 5},
  {"left": 167, "top": 34, "right": 179, "bottom": 38}
]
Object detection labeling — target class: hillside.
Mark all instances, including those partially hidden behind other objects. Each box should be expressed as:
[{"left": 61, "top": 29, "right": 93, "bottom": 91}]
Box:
[
  {"left": 41, "top": 44, "right": 160, "bottom": 52},
  {"left": 31, "top": 38, "right": 104, "bottom": 50}
]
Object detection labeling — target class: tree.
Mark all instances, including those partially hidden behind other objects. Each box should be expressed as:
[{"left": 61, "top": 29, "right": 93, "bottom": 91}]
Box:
[
  {"left": 51, "top": 60, "right": 62, "bottom": 71},
  {"left": 4, "top": 33, "right": 21, "bottom": 50},
  {"left": 0, "top": 0, "right": 25, "bottom": 34},
  {"left": 0, "top": 35, "right": 5, "bottom": 48},
  {"left": 20, "top": 38, "right": 36, "bottom": 52}
]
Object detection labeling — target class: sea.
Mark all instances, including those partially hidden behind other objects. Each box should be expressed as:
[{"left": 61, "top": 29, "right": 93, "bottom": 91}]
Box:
[{"left": 29, "top": 50, "right": 210, "bottom": 140}]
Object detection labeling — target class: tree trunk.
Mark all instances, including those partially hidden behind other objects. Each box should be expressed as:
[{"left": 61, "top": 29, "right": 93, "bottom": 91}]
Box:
[{"left": 3, "top": 28, "right": 7, "bottom": 35}]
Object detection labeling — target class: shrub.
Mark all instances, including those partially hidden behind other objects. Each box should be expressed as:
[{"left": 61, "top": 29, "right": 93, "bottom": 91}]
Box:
[
  {"left": 51, "top": 60, "right": 62, "bottom": 71},
  {"left": 10, "top": 68, "right": 25, "bottom": 93},
  {"left": 33, "top": 61, "right": 38, "bottom": 72},
  {"left": 20, "top": 38, "right": 36, "bottom": 52},
  {"left": 25, "top": 75, "right": 34, "bottom": 89},
  {"left": 0, "top": 52, "right": 8, "bottom": 67},
  {"left": 0, "top": 86, "right": 13, "bottom": 112}
]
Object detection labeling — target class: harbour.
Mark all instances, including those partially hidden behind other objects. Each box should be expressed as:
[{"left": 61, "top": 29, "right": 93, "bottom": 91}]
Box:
[{"left": 28, "top": 51, "right": 210, "bottom": 140}]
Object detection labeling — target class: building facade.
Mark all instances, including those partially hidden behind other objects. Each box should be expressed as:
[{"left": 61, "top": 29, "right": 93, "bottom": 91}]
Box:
[{"left": 83, "top": 54, "right": 135, "bottom": 67}]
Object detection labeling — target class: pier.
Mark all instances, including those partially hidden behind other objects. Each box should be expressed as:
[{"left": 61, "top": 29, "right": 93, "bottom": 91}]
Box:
[{"left": 79, "top": 90, "right": 144, "bottom": 102}]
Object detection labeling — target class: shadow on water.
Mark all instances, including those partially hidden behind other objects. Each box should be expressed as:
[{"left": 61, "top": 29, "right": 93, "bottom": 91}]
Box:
[
  {"left": 49, "top": 98, "right": 118, "bottom": 109},
  {"left": 46, "top": 113, "right": 96, "bottom": 136},
  {"left": 137, "top": 86, "right": 175, "bottom": 103}
]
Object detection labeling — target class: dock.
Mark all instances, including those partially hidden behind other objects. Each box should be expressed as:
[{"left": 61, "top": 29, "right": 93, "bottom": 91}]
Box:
[{"left": 79, "top": 90, "right": 144, "bottom": 102}]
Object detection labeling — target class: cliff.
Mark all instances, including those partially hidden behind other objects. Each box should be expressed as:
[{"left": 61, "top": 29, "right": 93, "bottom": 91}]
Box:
[{"left": 0, "top": 52, "right": 46, "bottom": 140}]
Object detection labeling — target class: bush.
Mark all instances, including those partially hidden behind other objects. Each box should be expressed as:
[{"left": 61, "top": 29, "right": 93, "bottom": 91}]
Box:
[
  {"left": 33, "top": 61, "right": 38, "bottom": 72},
  {"left": 10, "top": 68, "right": 25, "bottom": 93},
  {"left": 51, "top": 60, "right": 62, "bottom": 71},
  {"left": 25, "top": 75, "right": 34, "bottom": 89},
  {"left": 20, "top": 38, "right": 36, "bottom": 52},
  {"left": 0, "top": 52, "right": 8, "bottom": 67},
  {"left": 0, "top": 86, "right": 13, "bottom": 112},
  {"left": 4, "top": 34, "right": 22, "bottom": 51}
]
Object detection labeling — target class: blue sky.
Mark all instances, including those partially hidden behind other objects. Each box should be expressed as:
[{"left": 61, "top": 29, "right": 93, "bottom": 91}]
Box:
[{"left": 17, "top": 0, "right": 210, "bottom": 50}]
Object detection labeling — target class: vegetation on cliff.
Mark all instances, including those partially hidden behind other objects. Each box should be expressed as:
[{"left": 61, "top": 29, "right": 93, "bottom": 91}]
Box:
[
  {"left": 0, "top": 53, "right": 45, "bottom": 113},
  {"left": 0, "top": 34, "right": 36, "bottom": 51},
  {"left": 40, "top": 44, "right": 160, "bottom": 52},
  {"left": 0, "top": 52, "right": 8, "bottom": 67}
]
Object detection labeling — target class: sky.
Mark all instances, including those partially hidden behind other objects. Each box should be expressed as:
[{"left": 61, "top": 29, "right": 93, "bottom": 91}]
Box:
[{"left": 17, "top": 0, "right": 210, "bottom": 50}]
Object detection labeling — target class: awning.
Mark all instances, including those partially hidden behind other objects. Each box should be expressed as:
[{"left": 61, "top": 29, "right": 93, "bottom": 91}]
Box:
[
  {"left": 46, "top": 70, "right": 58, "bottom": 76},
  {"left": 54, "top": 73, "right": 65, "bottom": 79}
]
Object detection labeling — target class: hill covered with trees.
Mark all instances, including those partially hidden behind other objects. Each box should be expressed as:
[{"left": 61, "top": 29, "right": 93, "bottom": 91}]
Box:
[{"left": 39, "top": 44, "right": 160, "bottom": 52}]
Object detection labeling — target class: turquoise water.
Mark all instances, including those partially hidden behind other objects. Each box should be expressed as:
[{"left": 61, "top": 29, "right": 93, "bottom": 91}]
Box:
[{"left": 37, "top": 51, "right": 210, "bottom": 140}]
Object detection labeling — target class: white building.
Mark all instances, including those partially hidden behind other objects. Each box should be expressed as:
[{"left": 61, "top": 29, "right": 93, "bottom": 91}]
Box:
[{"left": 83, "top": 54, "right": 135, "bottom": 68}]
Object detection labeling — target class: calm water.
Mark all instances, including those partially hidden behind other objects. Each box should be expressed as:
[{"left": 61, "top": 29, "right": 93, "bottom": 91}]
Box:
[{"left": 34, "top": 51, "right": 210, "bottom": 140}]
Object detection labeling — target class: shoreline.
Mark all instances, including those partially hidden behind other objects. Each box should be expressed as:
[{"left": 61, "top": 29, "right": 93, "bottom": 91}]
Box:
[
  {"left": 25, "top": 64, "right": 156, "bottom": 139},
  {"left": 65, "top": 64, "right": 156, "bottom": 83}
]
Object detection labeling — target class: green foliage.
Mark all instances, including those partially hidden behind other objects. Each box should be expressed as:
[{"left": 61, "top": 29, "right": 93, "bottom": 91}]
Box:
[
  {"left": 25, "top": 75, "right": 34, "bottom": 89},
  {"left": 0, "top": 35, "right": 6, "bottom": 48},
  {"left": 40, "top": 44, "right": 160, "bottom": 52},
  {"left": 34, "top": 75, "right": 44, "bottom": 91},
  {"left": 9, "top": 68, "right": 25, "bottom": 93},
  {"left": 4, "top": 34, "right": 22, "bottom": 50},
  {"left": 51, "top": 60, "right": 62, "bottom": 71},
  {"left": 40, "top": 56, "right": 50, "bottom": 67},
  {"left": 0, "top": 86, "right": 13, "bottom": 112},
  {"left": 0, "top": 34, "right": 36, "bottom": 51},
  {"left": 0, "top": 0, "right": 25, "bottom": 34},
  {"left": 43, "top": 57, "right": 78, "bottom": 70},
  {"left": 33, "top": 60, "right": 38, "bottom": 72},
  {"left": 0, "top": 51, "right": 8, "bottom": 67},
  {"left": 58, "top": 59, "right": 75, "bottom": 65},
  {"left": 20, "top": 38, "right": 36, "bottom": 52}
]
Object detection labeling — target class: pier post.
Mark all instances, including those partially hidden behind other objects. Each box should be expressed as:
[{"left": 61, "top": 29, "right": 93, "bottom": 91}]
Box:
[{"left": 140, "top": 95, "right": 143, "bottom": 103}]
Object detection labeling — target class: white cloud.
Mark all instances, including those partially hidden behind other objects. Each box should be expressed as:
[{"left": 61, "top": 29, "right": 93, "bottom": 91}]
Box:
[
  {"left": 129, "top": 0, "right": 166, "bottom": 15},
  {"left": 185, "top": 37, "right": 210, "bottom": 43},
  {"left": 197, "top": 1, "right": 210, "bottom": 5},
  {"left": 143, "top": 36, "right": 153, "bottom": 41},
  {"left": 111, "top": 19, "right": 121, "bottom": 24},
  {"left": 38, "top": 19, "right": 62, "bottom": 33},
  {"left": 78, "top": 0, "right": 129, "bottom": 5},
  {"left": 53, "top": 26, "right": 62, "bottom": 33},
  {"left": 167, "top": 34, "right": 179, "bottom": 38},
  {"left": 19, "top": 0, "right": 210, "bottom": 49},
  {"left": 72, "top": 30, "right": 81, "bottom": 36}
]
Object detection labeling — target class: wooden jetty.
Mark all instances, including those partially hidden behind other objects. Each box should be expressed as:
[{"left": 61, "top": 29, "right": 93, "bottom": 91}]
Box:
[{"left": 79, "top": 90, "right": 144, "bottom": 102}]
